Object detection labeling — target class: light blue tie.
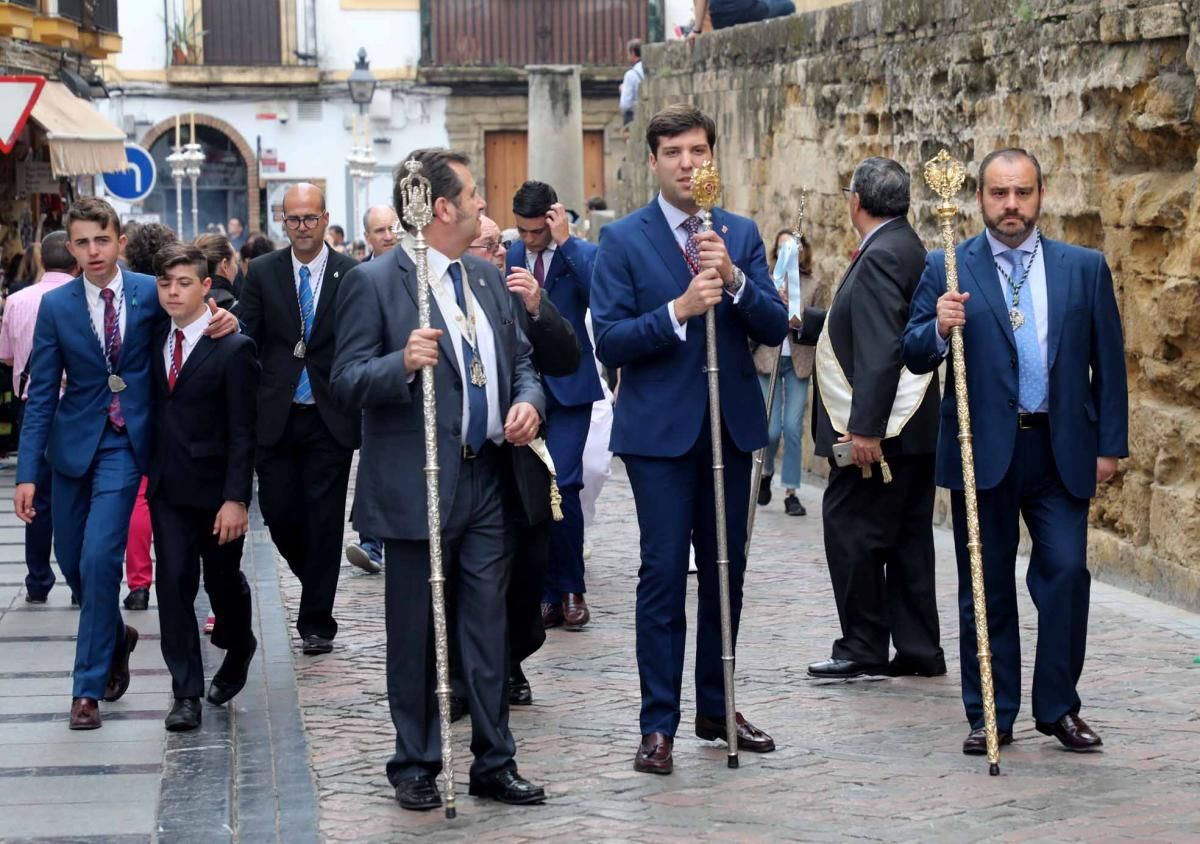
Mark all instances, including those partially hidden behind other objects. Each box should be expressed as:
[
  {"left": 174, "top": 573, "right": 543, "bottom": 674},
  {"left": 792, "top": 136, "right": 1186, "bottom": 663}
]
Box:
[
  {"left": 294, "top": 265, "right": 314, "bottom": 403},
  {"left": 1005, "top": 249, "right": 1046, "bottom": 412}
]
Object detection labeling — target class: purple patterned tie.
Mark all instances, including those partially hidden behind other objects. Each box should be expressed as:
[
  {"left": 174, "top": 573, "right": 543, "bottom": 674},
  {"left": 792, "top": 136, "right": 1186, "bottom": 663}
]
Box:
[
  {"left": 99, "top": 288, "right": 125, "bottom": 429},
  {"left": 682, "top": 215, "right": 703, "bottom": 272}
]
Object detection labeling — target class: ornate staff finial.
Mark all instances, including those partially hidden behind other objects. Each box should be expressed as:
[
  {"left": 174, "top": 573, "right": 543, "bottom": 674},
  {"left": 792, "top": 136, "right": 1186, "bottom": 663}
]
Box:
[
  {"left": 398, "top": 158, "right": 433, "bottom": 232},
  {"left": 692, "top": 160, "right": 722, "bottom": 213},
  {"left": 924, "top": 149, "right": 967, "bottom": 206}
]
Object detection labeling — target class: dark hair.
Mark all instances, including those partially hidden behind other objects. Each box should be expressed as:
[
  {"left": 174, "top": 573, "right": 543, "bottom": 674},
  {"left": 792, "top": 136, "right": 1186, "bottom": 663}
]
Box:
[
  {"left": 121, "top": 220, "right": 142, "bottom": 239},
  {"left": 153, "top": 242, "right": 209, "bottom": 280},
  {"left": 978, "top": 147, "right": 1043, "bottom": 190},
  {"left": 328, "top": 224, "right": 345, "bottom": 238},
  {"left": 240, "top": 233, "right": 274, "bottom": 262},
  {"left": 850, "top": 157, "right": 910, "bottom": 218},
  {"left": 771, "top": 230, "right": 813, "bottom": 274},
  {"left": 124, "top": 223, "right": 178, "bottom": 275},
  {"left": 587, "top": 196, "right": 608, "bottom": 211},
  {"left": 628, "top": 38, "right": 642, "bottom": 58},
  {"left": 394, "top": 148, "right": 471, "bottom": 233},
  {"left": 512, "top": 180, "right": 558, "bottom": 219},
  {"left": 41, "top": 230, "right": 75, "bottom": 272},
  {"left": 646, "top": 105, "right": 716, "bottom": 155},
  {"left": 193, "top": 233, "right": 236, "bottom": 277},
  {"left": 65, "top": 197, "right": 121, "bottom": 238}
]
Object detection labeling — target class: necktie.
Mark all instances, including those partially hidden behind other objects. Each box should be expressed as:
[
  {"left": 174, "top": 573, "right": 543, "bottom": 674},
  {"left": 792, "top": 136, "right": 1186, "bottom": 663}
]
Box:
[
  {"left": 682, "top": 215, "right": 702, "bottom": 272},
  {"left": 1005, "top": 249, "right": 1047, "bottom": 412},
  {"left": 533, "top": 251, "right": 545, "bottom": 287},
  {"left": 99, "top": 288, "right": 125, "bottom": 429},
  {"left": 168, "top": 328, "right": 184, "bottom": 392},
  {"left": 448, "top": 263, "right": 488, "bottom": 452},
  {"left": 294, "top": 265, "right": 314, "bottom": 403}
]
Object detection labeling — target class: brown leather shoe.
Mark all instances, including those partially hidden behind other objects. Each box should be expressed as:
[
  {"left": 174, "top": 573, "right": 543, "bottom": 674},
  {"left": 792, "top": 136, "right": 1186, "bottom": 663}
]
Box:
[
  {"left": 695, "top": 712, "right": 776, "bottom": 753},
  {"left": 962, "top": 727, "right": 1013, "bottom": 755},
  {"left": 634, "top": 732, "right": 673, "bottom": 774},
  {"left": 562, "top": 593, "right": 590, "bottom": 630},
  {"left": 541, "top": 601, "right": 563, "bottom": 629},
  {"left": 1036, "top": 712, "right": 1103, "bottom": 751},
  {"left": 69, "top": 697, "right": 101, "bottom": 730},
  {"left": 103, "top": 625, "right": 138, "bottom": 702}
]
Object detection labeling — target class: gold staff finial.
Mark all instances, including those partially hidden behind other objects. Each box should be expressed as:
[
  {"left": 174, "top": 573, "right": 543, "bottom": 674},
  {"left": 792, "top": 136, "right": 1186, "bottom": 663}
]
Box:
[
  {"left": 692, "top": 160, "right": 722, "bottom": 213},
  {"left": 924, "top": 149, "right": 967, "bottom": 208}
]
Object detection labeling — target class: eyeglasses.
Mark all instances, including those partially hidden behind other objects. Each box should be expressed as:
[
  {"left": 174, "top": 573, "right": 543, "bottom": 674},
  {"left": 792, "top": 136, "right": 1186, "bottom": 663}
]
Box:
[
  {"left": 841, "top": 187, "right": 854, "bottom": 196},
  {"left": 283, "top": 215, "right": 323, "bottom": 230},
  {"left": 468, "top": 240, "right": 501, "bottom": 254}
]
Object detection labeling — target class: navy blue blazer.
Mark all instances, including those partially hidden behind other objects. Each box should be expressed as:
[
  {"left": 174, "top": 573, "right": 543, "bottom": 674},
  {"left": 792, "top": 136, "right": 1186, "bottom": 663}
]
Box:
[
  {"left": 17, "top": 272, "right": 163, "bottom": 482},
  {"left": 902, "top": 232, "right": 1128, "bottom": 500},
  {"left": 506, "top": 236, "right": 602, "bottom": 408},
  {"left": 591, "top": 198, "right": 788, "bottom": 458}
]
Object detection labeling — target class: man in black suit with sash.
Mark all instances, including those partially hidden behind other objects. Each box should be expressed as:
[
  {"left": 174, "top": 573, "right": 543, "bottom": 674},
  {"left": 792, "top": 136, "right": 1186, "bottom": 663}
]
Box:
[
  {"left": 797, "top": 157, "right": 945, "bottom": 680},
  {"left": 147, "top": 243, "right": 259, "bottom": 732},
  {"left": 240, "top": 183, "right": 359, "bottom": 655},
  {"left": 332, "top": 149, "right": 547, "bottom": 811}
]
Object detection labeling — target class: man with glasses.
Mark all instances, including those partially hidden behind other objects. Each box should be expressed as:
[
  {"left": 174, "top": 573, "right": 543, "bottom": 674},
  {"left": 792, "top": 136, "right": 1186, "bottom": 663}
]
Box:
[
  {"left": 467, "top": 215, "right": 507, "bottom": 271},
  {"left": 240, "top": 183, "right": 360, "bottom": 655}
]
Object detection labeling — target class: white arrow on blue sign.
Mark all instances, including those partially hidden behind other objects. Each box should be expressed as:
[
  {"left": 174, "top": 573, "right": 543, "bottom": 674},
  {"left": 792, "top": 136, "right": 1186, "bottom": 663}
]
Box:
[{"left": 102, "top": 143, "right": 157, "bottom": 203}]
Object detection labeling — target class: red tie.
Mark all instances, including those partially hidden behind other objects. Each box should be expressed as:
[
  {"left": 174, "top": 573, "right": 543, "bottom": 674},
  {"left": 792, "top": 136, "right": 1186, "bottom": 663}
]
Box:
[
  {"left": 168, "top": 329, "right": 184, "bottom": 391},
  {"left": 533, "top": 251, "right": 545, "bottom": 287},
  {"left": 851, "top": 247, "right": 861, "bottom": 260}
]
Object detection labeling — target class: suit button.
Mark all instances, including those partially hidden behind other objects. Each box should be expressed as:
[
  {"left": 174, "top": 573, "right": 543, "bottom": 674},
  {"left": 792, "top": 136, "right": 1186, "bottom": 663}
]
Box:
[
  {"left": 1010, "top": 358, "right": 1017, "bottom": 369},
  {"left": 451, "top": 380, "right": 461, "bottom": 391},
  {"left": 701, "top": 365, "right": 708, "bottom": 373},
  {"left": 1008, "top": 398, "right": 1016, "bottom": 408}
]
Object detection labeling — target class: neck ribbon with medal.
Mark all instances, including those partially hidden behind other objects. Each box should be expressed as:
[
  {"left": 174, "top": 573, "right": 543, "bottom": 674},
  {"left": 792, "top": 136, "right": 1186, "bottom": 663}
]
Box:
[
  {"left": 426, "top": 261, "right": 487, "bottom": 388},
  {"left": 89, "top": 286, "right": 127, "bottom": 394},
  {"left": 293, "top": 250, "right": 329, "bottom": 360},
  {"left": 993, "top": 230, "right": 1041, "bottom": 332}
]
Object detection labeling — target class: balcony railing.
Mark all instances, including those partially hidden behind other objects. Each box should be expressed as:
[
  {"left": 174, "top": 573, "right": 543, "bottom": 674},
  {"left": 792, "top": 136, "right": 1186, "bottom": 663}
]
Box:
[
  {"left": 57, "top": 0, "right": 119, "bottom": 32},
  {"left": 167, "top": 0, "right": 315, "bottom": 67},
  {"left": 422, "top": 0, "right": 651, "bottom": 68}
]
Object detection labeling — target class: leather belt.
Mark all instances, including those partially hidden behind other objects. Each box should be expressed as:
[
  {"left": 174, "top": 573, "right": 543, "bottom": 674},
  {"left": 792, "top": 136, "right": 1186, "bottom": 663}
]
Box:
[
  {"left": 1017, "top": 412, "right": 1049, "bottom": 430},
  {"left": 462, "top": 441, "right": 499, "bottom": 460}
]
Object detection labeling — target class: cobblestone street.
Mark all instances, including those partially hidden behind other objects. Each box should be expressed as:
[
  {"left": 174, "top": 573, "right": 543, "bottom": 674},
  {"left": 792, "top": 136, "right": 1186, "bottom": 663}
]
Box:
[{"left": 277, "top": 462, "right": 1200, "bottom": 843}]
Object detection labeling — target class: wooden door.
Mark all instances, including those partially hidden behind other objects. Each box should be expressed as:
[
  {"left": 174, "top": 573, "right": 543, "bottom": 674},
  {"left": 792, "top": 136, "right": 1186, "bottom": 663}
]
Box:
[
  {"left": 484, "top": 131, "right": 528, "bottom": 231},
  {"left": 583, "top": 130, "right": 605, "bottom": 207}
]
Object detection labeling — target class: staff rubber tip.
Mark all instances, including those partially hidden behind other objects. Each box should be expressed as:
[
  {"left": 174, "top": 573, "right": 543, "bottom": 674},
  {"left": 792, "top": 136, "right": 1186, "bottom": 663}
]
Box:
[
  {"left": 989, "top": 763, "right": 1000, "bottom": 777},
  {"left": 728, "top": 756, "right": 739, "bottom": 769},
  {"left": 446, "top": 807, "right": 457, "bottom": 819}
]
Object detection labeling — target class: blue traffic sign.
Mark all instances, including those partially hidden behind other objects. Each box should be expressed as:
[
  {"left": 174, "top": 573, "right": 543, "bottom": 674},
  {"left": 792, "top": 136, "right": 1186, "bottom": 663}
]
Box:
[{"left": 102, "top": 143, "right": 156, "bottom": 203}]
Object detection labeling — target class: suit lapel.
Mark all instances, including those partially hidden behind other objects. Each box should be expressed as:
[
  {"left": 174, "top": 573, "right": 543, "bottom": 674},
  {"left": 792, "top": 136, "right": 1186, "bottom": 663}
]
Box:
[
  {"left": 277, "top": 251, "right": 304, "bottom": 339},
  {"left": 69, "top": 277, "right": 111, "bottom": 368},
  {"left": 640, "top": 202, "right": 693, "bottom": 294},
  {"left": 395, "top": 247, "right": 460, "bottom": 378},
  {"left": 174, "top": 335, "right": 217, "bottom": 392},
  {"left": 153, "top": 322, "right": 170, "bottom": 393},
  {"left": 1042, "top": 237, "right": 1069, "bottom": 370},
  {"left": 310, "top": 252, "right": 344, "bottom": 336},
  {"left": 835, "top": 218, "right": 905, "bottom": 298},
  {"left": 961, "top": 235, "right": 1017, "bottom": 349}
]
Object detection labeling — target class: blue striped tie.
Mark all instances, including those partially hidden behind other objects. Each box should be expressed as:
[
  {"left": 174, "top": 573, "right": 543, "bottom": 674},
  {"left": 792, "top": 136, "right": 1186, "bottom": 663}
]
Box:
[
  {"left": 1006, "top": 249, "right": 1046, "bottom": 412},
  {"left": 448, "top": 263, "right": 488, "bottom": 452},
  {"left": 294, "top": 265, "right": 314, "bottom": 403}
]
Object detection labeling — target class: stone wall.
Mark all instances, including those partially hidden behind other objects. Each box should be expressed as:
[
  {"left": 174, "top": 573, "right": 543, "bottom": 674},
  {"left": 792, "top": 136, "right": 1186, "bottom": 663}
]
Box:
[{"left": 618, "top": 0, "right": 1200, "bottom": 609}]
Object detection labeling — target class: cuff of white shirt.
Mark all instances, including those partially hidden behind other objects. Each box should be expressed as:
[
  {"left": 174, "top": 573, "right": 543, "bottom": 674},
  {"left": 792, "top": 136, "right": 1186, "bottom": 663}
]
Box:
[
  {"left": 727, "top": 279, "right": 745, "bottom": 304},
  {"left": 668, "top": 300, "right": 687, "bottom": 341},
  {"left": 935, "top": 332, "right": 948, "bottom": 357}
]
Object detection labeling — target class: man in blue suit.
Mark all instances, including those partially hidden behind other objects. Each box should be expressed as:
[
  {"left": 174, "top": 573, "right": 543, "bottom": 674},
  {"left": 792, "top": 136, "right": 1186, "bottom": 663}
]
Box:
[
  {"left": 592, "top": 105, "right": 788, "bottom": 774},
  {"left": 903, "top": 148, "right": 1128, "bottom": 755},
  {"left": 506, "top": 180, "right": 602, "bottom": 630},
  {"left": 14, "top": 197, "right": 237, "bottom": 730}
]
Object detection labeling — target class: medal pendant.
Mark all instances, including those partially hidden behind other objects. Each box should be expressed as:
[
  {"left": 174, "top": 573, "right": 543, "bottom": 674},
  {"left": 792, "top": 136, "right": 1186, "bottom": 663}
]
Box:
[
  {"left": 1009, "top": 308, "right": 1025, "bottom": 331},
  {"left": 294, "top": 340, "right": 306, "bottom": 359},
  {"left": 108, "top": 374, "right": 127, "bottom": 393},
  {"left": 470, "top": 356, "right": 487, "bottom": 388}
]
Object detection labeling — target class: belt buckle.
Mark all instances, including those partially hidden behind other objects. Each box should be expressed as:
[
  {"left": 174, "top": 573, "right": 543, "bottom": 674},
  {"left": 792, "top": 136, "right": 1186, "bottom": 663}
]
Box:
[
  {"left": 1017, "top": 413, "right": 1037, "bottom": 430},
  {"left": 462, "top": 444, "right": 475, "bottom": 460}
]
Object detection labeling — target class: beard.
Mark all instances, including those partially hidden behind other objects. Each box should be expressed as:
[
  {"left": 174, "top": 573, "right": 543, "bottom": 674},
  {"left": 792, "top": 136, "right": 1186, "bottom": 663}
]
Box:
[{"left": 983, "top": 201, "right": 1040, "bottom": 243}]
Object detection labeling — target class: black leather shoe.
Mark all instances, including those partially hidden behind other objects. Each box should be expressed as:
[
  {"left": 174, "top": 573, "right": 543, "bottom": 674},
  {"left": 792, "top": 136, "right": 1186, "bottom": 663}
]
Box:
[
  {"left": 395, "top": 775, "right": 442, "bottom": 811},
  {"left": 634, "top": 732, "right": 673, "bottom": 774},
  {"left": 757, "top": 475, "right": 773, "bottom": 506},
  {"left": 888, "top": 655, "right": 948, "bottom": 677},
  {"left": 301, "top": 634, "right": 333, "bottom": 655},
  {"left": 962, "top": 727, "right": 1013, "bottom": 755},
  {"left": 1036, "top": 712, "right": 1103, "bottom": 751},
  {"left": 468, "top": 768, "right": 546, "bottom": 805},
  {"left": 695, "top": 712, "right": 776, "bottom": 752},
  {"left": 165, "top": 698, "right": 202, "bottom": 732},
  {"left": 123, "top": 588, "right": 150, "bottom": 611},
  {"left": 509, "top": 665, "right": 532, "bottom": 706},
  {"left": 25, "top": 593, "right": 47, "bottom": 604},
  {"left": 103, "top": 626, "right": 138, "bottom": 702},
  {"left": 541, "top": 601, "right": 563, "bottom": 628},
  {"left": 806, "top": 657, "right": 886, "bottom": 679},
  {"left": 784, "top": 494, "right": 806, "bottom": 516},
  {"left": 450, "top": 695, "right": 467, "bottom": 723},
  {"left": 207, "top": 633, "right": 257, "bottom": 706}
]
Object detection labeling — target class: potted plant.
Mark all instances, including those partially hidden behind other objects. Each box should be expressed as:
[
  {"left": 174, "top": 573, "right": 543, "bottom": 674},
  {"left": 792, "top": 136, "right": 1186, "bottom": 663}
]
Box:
[{"left": 166, "top": 7, "right": 205, "bottom": 65}]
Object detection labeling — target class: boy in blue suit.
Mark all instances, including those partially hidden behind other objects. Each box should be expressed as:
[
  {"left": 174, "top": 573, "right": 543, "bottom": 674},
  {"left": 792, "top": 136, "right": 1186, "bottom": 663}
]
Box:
[
  {"left": 14, "top": 198, "right": 238, "bottom": 730},
  {"left": 903, "top": 148, "right": 1128, "bottom": 755},
  {"left": 506, "top": 180, "right": 601, "bottom": 630},
  {"left": 591, "top": 105, "right": 787, "bottom": 774}
]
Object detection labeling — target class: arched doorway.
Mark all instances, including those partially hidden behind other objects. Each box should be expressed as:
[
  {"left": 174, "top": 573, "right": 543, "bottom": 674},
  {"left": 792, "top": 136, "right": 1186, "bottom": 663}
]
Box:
[{"left": 143, "top": 125, "right": 247, "bottom": 241}]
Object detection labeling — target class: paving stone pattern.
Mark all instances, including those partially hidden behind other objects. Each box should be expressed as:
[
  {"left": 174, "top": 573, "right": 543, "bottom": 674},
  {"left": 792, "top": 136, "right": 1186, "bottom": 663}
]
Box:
[{"left": 279, "top": 460, "right": 1200, "bottom": 843}]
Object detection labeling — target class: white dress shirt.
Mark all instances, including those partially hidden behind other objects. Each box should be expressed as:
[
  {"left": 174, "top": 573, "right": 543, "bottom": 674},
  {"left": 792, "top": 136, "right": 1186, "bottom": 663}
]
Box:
[
  {"left": 526, "top": 240, "right": 558, "bottom": 278},
  {"left": 657, "top": 193, "right": 744, "bottom": 341},
  {"left": 83, "top": 269, "right": 127, "bottom": 356},
  {"left": 857, "top": 216, "right": 899, "bottom": 252},
  {"left": 162, "top": 307, "right": 212, "bottom": 375},
  {"left": 414, "top": 245, "right": 504, "bottom": 445},
  {"left": 985, "top": 228, "right": 1049, "bottom": 385},
  {"left": 291, "top": 245, "right": 330, "bottom": 317}
]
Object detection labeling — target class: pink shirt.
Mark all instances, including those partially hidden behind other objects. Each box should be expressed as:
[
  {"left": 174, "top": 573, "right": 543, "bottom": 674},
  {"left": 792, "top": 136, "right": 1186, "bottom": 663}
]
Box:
[{"left": 0, "top": 271, "right": 75, "bottom": 398}]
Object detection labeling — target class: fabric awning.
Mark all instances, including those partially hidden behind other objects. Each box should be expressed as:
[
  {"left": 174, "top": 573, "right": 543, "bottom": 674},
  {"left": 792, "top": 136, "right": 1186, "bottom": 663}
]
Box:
[{"left": 29, "top": 81, "right": 126, "bottom": 177}]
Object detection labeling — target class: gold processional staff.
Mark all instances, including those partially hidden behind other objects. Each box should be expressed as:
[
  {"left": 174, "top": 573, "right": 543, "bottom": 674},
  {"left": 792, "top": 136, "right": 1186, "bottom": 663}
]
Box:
[
  {"left": 924, "top": 149, "right": 1001, "bottom": 776},
  {"left": 397, "top": 158, "right": 459, "bottom": 816},
  {"left": 692, "top": 159, "right": 740, "bottom": 768}
]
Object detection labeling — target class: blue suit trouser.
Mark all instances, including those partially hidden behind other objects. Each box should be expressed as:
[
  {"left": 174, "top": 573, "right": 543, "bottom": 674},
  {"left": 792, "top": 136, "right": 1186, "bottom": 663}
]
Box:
[
  {"left": 623, "top": 422, "right": 751, "bottom": 737},
  {"left": 52, "top": 426, "right": 142, "bottom": 699},
  {"left": 542, "top": 394, "right": 592, "bottom": 600},
  {"left": 951, "top": 426, "right": 1091, "bottom": 733}
]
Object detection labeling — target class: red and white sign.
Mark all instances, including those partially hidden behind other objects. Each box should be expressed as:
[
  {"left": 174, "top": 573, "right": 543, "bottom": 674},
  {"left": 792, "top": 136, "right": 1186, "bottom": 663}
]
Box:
[{"left": 0, "top": 76, "right": 45, "bottom": 155}]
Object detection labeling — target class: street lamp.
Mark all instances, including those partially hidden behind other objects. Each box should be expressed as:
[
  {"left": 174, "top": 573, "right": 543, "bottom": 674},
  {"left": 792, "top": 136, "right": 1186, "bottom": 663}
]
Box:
[
  {"left": 346, "top": 48, "right": 377, "bottom": 240},
  {"left": 347, "top": 48, "right": 377, "bottom": 110}
]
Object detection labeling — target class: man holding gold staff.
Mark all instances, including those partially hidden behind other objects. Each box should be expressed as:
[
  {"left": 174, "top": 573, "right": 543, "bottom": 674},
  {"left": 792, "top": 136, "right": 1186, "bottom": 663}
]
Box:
[
  {"left": 591, "top": 104, "right": 787, "bottom": 774},
  {"left": 903, "top": 147, "right": 1128, "bottom": 755}
]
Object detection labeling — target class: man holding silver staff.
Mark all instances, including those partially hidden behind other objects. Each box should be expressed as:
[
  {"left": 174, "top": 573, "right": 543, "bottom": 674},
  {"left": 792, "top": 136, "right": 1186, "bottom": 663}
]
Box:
[
  {"left": 903, "top": 147, "right": 1128, "bottom": 755},
  {"left": 591, "top": 105, "right": 787, "bottom": 775},
  {"left": 331, "top": 149, "right": 547, "bottom": 810},
  {"left": 796, "top": 157, "right": 946, "bottom": 682}
]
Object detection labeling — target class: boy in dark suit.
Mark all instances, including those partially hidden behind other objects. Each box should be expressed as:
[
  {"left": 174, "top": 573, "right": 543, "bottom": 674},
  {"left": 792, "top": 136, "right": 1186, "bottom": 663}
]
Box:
[{"left": 148, "top": 243, "right": 260, "bottom": 731}]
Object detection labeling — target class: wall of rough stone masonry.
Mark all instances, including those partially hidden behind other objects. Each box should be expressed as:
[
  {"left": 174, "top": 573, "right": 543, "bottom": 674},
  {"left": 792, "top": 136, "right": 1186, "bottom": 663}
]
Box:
[{"left": 616, "top": 0, "right": 1200, "bottom": 609}]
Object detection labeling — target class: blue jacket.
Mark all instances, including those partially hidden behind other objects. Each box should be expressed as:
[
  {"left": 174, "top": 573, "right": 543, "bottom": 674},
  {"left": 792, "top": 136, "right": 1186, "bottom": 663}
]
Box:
[
  {"left": 591, "top": 198, "right": 788, "bottom": 458},
  {"left": 902, "top": 232, "right": 1128, "bottom": 500},
  {"left": 17, "top": 272, "right": 162, "bottom": 481},
  {"left": 506, "top": 236, "right": 603, "bottom": 407}
]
